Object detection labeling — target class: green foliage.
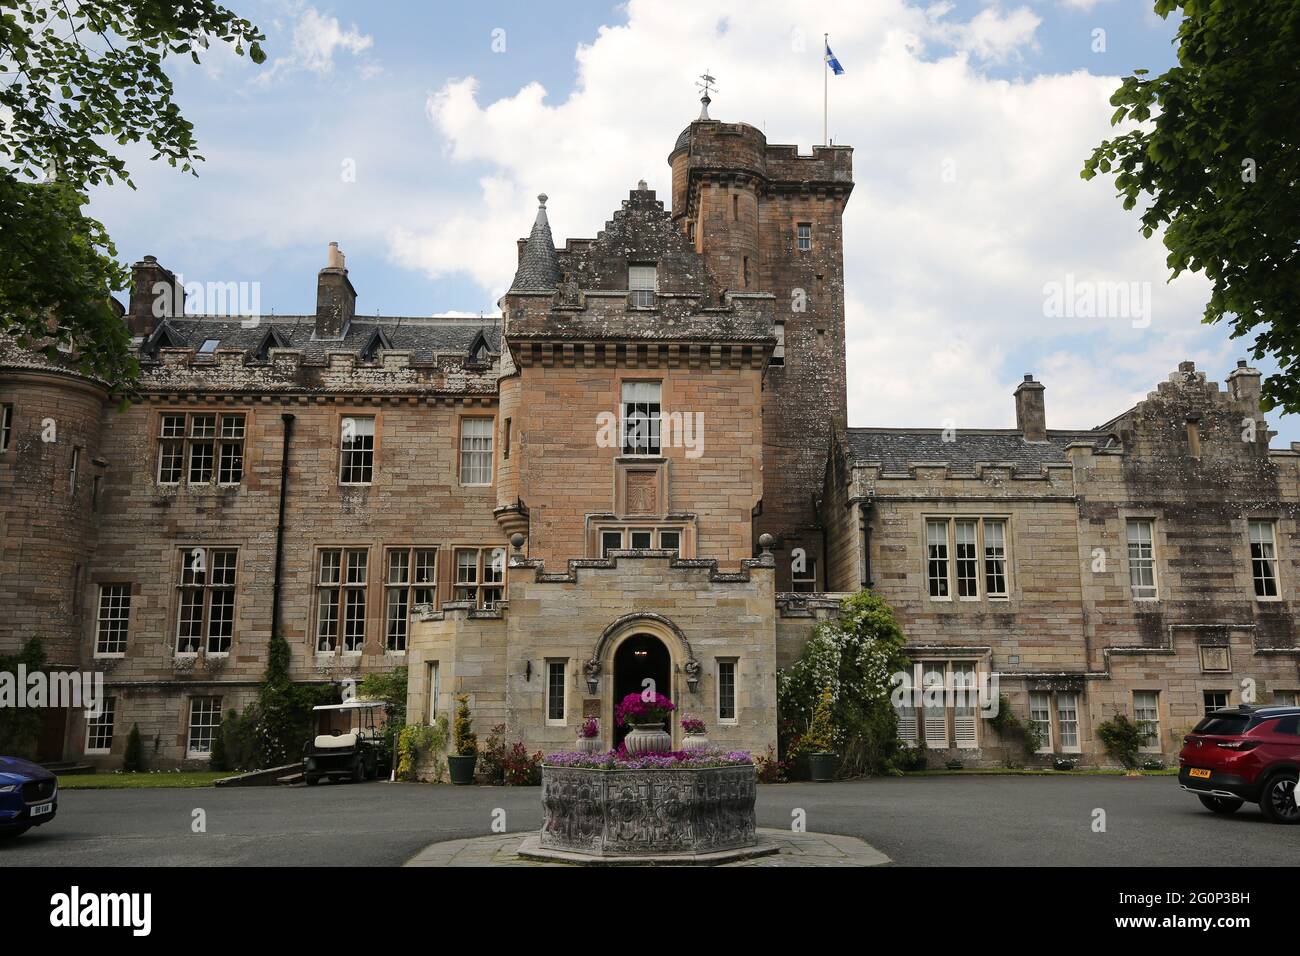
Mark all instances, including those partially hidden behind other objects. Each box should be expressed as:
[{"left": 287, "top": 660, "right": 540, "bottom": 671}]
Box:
[
  {"left": 452, "top": 694, "right": 476, "bottom": 757},
  {"left": 123, "top": 723, "right": 145, "bottom": 772},
  {"left": 1096, "top": 713, "right": 1146, "bottom": 770},
  {"left": 777, "top": 589, "right": 910, "bottom": 776},
  {"left": 990, "top": 695, "right": 1043, "bottom": 759},
  {"left": 0, "top": 1, "right": 266, "bottom": 389},
  {"left": 396, "top": 717, "right": 448, "bottom": 782},
  {"left": 209, "top": 708, "right": 257, "bottom": 773},
  {"left": 360, "top": 666, "right": 408, "bottom": 755},
  {"left": 0, "top": 1, "right": 266, "bottom": 186},
  {"left": 0, "top": 177, "right": 136, "bottom": 386},
  {"left": 889, "top": 746, "right": 928, "bottom": 773},
  {"left": 252, "top": 633, "right": 337, "bottom": 769},
  {"left": 1082, "top": 0, "right": 1300, "bottom": 413},
  {"left": 0, "top": 637, "right": 46, "bottom": 758},
  {"left": 798, "top": 687, "right": 837, "bottom": 754}
]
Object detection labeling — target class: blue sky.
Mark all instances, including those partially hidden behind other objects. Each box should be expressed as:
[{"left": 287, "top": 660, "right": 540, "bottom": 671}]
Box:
[{"left": 85, "top": 0, "right": 1296, "bottom": 444}]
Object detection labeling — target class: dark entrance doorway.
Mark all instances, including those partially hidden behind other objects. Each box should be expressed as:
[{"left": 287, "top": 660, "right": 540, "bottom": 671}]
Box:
[{"left": 612, "top": 633, "right": 672, "bottom": 750}]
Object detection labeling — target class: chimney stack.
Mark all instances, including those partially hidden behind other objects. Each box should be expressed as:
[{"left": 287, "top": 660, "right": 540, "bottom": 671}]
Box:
[
  {"left": 1014, "top": 374, "right": 1047, "bottom": 442},
  {"left": 126, "top": 255, "right": 184, "bottom": 336},
  {"left": 1226, "top": 359, "right": 1262, "bottom": 412},
  {"left": 315, "top": 242, "right": 355, "bottom": 340}
]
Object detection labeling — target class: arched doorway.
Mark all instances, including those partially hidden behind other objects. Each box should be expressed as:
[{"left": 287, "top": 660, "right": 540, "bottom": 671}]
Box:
[{"left": 611, "top": 633, "right": 672, "bottom": 750}]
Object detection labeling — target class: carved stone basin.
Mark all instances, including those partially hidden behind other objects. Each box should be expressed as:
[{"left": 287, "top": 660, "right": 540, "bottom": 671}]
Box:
[{"left": 534, "top": 764, "right": 760, "bottom": 858}]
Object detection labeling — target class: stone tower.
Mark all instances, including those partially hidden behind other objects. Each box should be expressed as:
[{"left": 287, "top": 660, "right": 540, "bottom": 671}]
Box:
[{"left": 668, "top": 99, "right": 853, "bottom": 588}]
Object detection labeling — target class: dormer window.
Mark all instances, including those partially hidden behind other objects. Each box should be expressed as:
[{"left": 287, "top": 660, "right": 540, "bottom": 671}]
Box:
[
  {"left": 468, "top": 330, "right": 490, "bottom": 364},
  {"left": 198, "top": 339, "right": 220, "bottom": 355},
  {"left": 629, "top": 264, "right": 657, "bottom": 309},
  {"left": 360, "top": 328, "right": 392, "bottom": 363}
]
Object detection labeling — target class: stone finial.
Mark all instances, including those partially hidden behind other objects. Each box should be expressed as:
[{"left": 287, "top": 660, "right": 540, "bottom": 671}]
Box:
[
  {"left": 758, "top": 533, "right": 774, "bottom": 553},
  {"left": 538, "top": 194, "right": 548, "bottom": 208},
  {"left": 637, "top": 179, "right": 648, "bottom": 191},
  {"left": 510, "top": 532, "right": 525, "bottom": 551}
]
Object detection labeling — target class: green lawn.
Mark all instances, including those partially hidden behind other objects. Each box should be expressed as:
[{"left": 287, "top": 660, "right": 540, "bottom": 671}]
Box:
[{"left": 56, "top": 771, "right": 231, "bottom": 790}]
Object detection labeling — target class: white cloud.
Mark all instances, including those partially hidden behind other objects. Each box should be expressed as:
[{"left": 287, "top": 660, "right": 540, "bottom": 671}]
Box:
[
  {"left": 393, "top": 0, "right": 1230, "bottom": 432},
  {"left": 934, "top": 5, "right": 1042, "bottom": 63},
  {"left": 258, "top": 6, "right": 374, "bottom": 83}
]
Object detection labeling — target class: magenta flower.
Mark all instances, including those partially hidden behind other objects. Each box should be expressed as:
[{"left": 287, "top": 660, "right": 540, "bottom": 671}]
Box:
[{"left": 614, "top": 691, "right": 676, "bottom": 727}]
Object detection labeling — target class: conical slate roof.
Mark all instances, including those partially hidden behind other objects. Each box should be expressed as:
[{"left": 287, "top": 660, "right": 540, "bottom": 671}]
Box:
[{"left": 509, "top": 194, "right": 561, "bottom": 293}]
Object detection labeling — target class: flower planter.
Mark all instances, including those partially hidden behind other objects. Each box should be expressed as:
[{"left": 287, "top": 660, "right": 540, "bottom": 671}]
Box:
[
  {"left": 624, "top": 722, "right": 672, "bottom": 756},
  {"left": 447, "top": 754, "right": 477, "bottom": 785},
  {"left": 540, "top": 764, "right": 758, "bottom": 856},
  {"left": 681, "top": 733, "right": 709, "bottom": 752},
  {"left": 807, "top": 752, "right": 837, "bottom": 782},
  {"left": 575, "top": 737, "right": 604, "bottom": 753}
]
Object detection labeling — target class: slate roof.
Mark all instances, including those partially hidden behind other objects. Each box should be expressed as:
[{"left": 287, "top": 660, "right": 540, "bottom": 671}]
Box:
[
  {"left": 509, "top": 195, "right": 562, "bottom": 293},
  {"left": 139, "top": 315, "right": 501, "bottom": 365},
  {"left": 844, "top": 428, "right": 1113, "bottom": 473}
]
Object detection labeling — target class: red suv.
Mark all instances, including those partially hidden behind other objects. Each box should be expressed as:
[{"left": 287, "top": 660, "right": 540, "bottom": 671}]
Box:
[{"left": 1179, "top": 705, "right": 1300, "bottom": 824}]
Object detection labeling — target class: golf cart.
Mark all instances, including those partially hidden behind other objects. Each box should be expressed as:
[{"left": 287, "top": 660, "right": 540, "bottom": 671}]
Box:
[{"left": 303, "top": 700, "right": 392, "bottom": 785}]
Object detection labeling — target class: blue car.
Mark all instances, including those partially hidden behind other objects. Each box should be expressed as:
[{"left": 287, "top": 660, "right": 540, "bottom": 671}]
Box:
[{"left": 0, "top": 756, "right": 58, "bottom": 838}]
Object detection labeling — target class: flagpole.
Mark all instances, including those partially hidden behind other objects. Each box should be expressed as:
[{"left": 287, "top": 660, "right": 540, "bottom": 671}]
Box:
[{"left": 823, "top": 33, "right": 828, "bottom": 147}]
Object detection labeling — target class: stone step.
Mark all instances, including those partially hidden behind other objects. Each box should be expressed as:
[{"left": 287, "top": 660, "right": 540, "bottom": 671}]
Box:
[{"left": 277, "top": 772, "right": 305, "bottom": 786}]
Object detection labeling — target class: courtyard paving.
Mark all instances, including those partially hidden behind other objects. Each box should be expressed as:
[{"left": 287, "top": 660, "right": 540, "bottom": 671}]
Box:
[
  {"left": 406, "top": 828, "right": 890, "bottom": 866},
  {"left": 2, "top": 774, "right": 1294, "bottom": 867}
]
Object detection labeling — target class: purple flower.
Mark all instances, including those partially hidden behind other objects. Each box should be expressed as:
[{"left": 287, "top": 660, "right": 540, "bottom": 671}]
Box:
[
  {"left": 541, "top": 748, "right": 753, "bottom": 770},
  {"left": 578, "top": 717, "right": 599, "bottom": 739}
]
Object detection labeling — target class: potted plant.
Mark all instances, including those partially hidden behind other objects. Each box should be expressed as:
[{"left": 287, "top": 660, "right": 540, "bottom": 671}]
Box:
[
  {"left": 615, "top": 691, "right": 675, "bottom": 755},
  {"left": 575, "top": 716, "right": 603, "bottom": 753},
  {"left": 801, "top": 687, "right": 838, "bottom": 782},
  {"left": 447, "top": 694, "right": 478, "bottom": 785},
  {"left": 680, "top": 715, "right": 709, "bottom": 752}
]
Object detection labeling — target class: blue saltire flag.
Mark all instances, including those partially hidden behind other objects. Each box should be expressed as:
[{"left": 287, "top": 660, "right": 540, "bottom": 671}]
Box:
[{"left": 825, "top": 41, "right": 845, "bottom": 75}]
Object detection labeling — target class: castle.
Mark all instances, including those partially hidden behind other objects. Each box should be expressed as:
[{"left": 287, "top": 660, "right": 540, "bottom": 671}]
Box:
[{"left": 1, "top": 101, "right": 1296, "bottom": 769}]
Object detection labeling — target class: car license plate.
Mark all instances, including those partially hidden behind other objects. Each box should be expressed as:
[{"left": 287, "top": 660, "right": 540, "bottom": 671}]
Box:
[
  {"left": 29, "top": 802, "right": 53, "bottom": 817},
  {"left": 1188, "top": 768, "right": 1211, "bottom": 779}
]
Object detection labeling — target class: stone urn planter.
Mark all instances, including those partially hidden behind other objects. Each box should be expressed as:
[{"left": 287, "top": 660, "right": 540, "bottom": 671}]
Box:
[
  {"left": 681, "top": 733, "right": 710, "bottom": 752},
  {"left": 807, "top": 752, "right": 837, "bottom": 782},
  {"left": 447, "top": 754, "right": 477, "bottom": 785},
  {"left": 623, "top": 723, "right": 672, "bottom": 756},
  {"left": 575, "top": 736, "right": 604, "bottom": 753}
]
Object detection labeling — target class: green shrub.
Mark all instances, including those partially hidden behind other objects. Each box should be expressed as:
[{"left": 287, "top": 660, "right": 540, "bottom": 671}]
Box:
[
  {"left": 453, "top": 694, "right": 476, "bottom": 756},
  {"left": 210, "top": 708, "right": 258, "bottom": 772},
  {"left": 123, "top": 723, "right": 145, "bottom": 772},
  {"left": 990, "top": 695, "right": 1043, "bottom": 759},
  {"left": 776, "top": 589, "right": 910, "bottom": 776},
  {"left": 396, "top": 717, "right": 449, "bottom": 781},
  {"left": 796, "top": 687, "right": 836, "bottom": 755},
  {"left": 0, "top": 638, "right": 45, "bottom": 759},
  {"left": 1096, "top": 713, "right": 1145, "bottom": 769}
]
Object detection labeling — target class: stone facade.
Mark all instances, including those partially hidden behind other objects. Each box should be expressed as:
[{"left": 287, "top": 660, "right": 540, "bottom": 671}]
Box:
[
  {"left": 3, "top": 100, "right": 1295, "bottom": 773},
  {"left": 819, "top": 362, "right": 1300, "bottom": 766}
]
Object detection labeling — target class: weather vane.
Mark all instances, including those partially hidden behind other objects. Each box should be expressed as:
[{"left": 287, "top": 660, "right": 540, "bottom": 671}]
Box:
[{"left": 696, "top": 69, "right": 717, "bottom": 120}]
